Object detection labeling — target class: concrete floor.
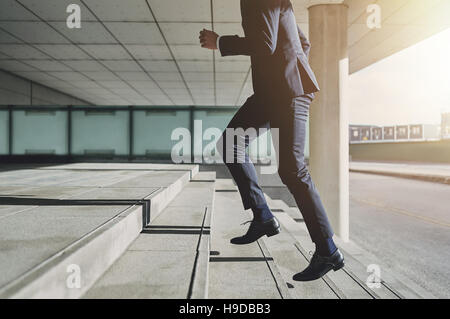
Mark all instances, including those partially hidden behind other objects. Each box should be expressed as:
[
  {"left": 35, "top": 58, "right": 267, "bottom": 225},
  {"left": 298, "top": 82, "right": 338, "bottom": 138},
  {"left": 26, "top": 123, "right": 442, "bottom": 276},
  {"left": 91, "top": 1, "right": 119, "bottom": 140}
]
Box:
[{"left": 349, "top": 172, "right": 450, "bottom": 298}]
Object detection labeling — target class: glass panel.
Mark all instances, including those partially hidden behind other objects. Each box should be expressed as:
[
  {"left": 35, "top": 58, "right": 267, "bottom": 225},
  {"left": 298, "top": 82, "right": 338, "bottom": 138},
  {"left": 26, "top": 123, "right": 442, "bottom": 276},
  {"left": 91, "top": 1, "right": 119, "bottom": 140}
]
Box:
[
  {"left": 133, "top": 109, "right": 190, "bottom": 158},
  {"left": 71, "top": 109, "right": 129, "bottom": 156},
  {"left": 0, "top": 111, "right": 8, "bottom": 155},
  {"left": 12, "top": 109, "right": 67, "bottom": 155}
]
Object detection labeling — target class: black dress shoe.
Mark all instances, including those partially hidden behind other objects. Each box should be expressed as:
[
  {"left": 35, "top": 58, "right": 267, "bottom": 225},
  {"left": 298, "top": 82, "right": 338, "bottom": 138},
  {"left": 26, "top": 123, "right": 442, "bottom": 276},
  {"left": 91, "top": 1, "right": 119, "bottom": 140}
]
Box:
[
  {"left": 293, "top": 249, "right": 345, "bottom": 282},
  {"left": 230, "top": 217, "right": 281, "bottom": 245}
]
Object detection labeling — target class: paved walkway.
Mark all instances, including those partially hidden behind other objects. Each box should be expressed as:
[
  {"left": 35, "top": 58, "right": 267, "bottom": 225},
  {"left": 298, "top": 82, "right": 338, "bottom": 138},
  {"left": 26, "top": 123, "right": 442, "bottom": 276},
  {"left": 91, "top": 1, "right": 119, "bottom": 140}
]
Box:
[{"left": 349, "top": 161, "right": 450, "bottom": 184}]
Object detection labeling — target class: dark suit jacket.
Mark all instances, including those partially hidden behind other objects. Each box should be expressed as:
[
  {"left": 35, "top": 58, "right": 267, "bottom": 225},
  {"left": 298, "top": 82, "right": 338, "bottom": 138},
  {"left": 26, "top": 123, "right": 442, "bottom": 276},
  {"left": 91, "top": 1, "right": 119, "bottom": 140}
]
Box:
[{"left": 219, "top": 0, "right": 320, "bottom": 99}]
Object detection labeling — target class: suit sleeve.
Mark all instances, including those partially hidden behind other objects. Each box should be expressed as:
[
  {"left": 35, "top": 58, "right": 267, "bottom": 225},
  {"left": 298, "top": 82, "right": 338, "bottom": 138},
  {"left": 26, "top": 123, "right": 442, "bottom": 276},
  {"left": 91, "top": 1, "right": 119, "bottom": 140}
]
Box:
[
  {"left": 297, "top": 25, "right": 311, "bottom": 58},
  {"left": 219, "top": 0, "right": 280, "bottom": 57}
]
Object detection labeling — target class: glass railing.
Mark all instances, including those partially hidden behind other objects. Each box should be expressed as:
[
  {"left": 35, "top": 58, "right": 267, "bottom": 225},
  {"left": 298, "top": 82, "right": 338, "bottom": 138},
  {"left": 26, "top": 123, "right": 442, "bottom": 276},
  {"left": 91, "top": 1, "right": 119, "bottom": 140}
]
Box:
[
  {"left": 0, "top": 109, "right": 8, "bottom": 155},
  {"left": 0, "top": 105, "right": 309, "bottom": 162}
]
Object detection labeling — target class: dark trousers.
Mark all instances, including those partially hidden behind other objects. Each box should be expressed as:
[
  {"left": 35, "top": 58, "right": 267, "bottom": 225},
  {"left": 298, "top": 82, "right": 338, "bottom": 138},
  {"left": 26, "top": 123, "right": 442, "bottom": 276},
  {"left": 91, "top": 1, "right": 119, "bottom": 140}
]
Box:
[{"left": 218, "top": 94, "right": 334, "bottom": 243}]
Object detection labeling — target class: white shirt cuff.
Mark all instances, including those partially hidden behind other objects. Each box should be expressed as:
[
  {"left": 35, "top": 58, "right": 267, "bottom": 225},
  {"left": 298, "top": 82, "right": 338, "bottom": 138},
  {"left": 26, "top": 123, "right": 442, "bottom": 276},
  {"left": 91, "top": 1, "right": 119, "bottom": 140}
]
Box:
[{"left": 216, "top": 36, "right": 221, "bottom": 51}]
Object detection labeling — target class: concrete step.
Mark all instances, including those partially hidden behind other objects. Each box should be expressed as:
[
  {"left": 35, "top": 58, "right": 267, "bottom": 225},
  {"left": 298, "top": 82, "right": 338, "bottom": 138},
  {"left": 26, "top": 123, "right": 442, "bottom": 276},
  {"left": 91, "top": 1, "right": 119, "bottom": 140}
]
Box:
[
  {"left": 0, "top": 164, "right": 197, "bottom": 299},
  {"left": 83, "top": 172, "right": 216, "bottom": 299},
  {"left": 208, "top": 179, "right": 289, "bottom": 299},
  {"left": 264, "top": 195, "right": 416, "bottom": 299}
]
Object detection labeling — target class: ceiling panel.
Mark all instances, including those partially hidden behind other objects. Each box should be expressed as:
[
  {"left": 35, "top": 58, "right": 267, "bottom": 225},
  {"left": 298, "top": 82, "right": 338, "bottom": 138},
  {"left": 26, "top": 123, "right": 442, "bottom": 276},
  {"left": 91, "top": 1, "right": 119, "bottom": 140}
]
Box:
[
  {"left": 148, "top": 0, "right": 211, "bottom": 22},
  {"left": 83, "top": 87, "right": 117, "bottom": 95},
  {"left": 0, "top": 59, "right": 37, "bottom": 72},
  {"left": 187, "top": 81, "right": 214, "bottom": 89},
  {"left": 214, "top": 22, "right": 244, "bottom": 37},
  {"left": 170, "top": 45, "right": 212, "bottom": 60},
  {"left": 83, "top": 0, "right": 154, "bottom": 22},
  {"left": 0, "top": 21, "right": 69, "bottom": 43},
  {"left": 139, "top": 60, "right": 178, "bottom": 72},
  {"left": 0, "top": 29, "right": 21, "bottom": 43},
  {"left": 151, "top": 72, "right": 183, "bottom": 82},
  {"left": 150, "top": 96, "right": 172, "bottom": 105},
  {"left": 129, "top": 81, "right": 159, "bottom": 90},
  {"left": 79, "top": 44, "right": 130, "bottom": 59},
  {"left": 50, "top": 22, "right": 117, "bottom": 44},
  {"left": 105, "top": 22, "right": 164, "bottom": 44},
  {"left": 215, "top": 61, "right": 250, "bottom": 72},
  {"left": 116, "top": 71, "right": 152, "bottom": 81},
  {"left": 179, "top": 61, "right": 213, "bottom": 72},
  {"left": 81, "top": 71, "right": 120, "bottom": 81},
  {"left": 71, "top": 81, "right": 104, "bottom": 89},
  {"left": 0, "top": 0, "right": 40, "bottom": 21},
  {"left": 213, "top": 0, "right": 241, "bottom": 23},
  {"left": 99, "top": 81, "right": 134, "bottom": 89},
  {"left": 48, "top": 71, "right": 90, "bottom": 82},
  {"left": 216, "top": 72, "right": 247, "bottom": 82},
  {"left": 102, "top": 60, "right": 142, "bottom": 72},
  {"left": 160, "top": 22, "right": 211, "bottom": 44},
  {"left": 36, "top": 44, "right": 91, "bottom": 59},
  {"left": 0, "top": 44, "right": 49, "bottom": 59},
  {"left": 164, "top": 88, "right": 190, "bottom": 95},
  {"left": 125, "top": 44, "right": 171, "bottom": 60},
  {"left": 158, "top": 81, "right": 186, "bottom": 89},
  {"left": 23, "top": 60, "right": 73, "bottom": 71},
  {"left": 191, "top": 88, "right": 214, "bottom": 95},
  {"left": 17, "top": 0, "right": 97, "bottom": 21},
  {"left": 182, "top": 72, "right": 212, "bottom": 82},
  {"left": 64, "top": 60, "right": 108, "bottom": 72}
]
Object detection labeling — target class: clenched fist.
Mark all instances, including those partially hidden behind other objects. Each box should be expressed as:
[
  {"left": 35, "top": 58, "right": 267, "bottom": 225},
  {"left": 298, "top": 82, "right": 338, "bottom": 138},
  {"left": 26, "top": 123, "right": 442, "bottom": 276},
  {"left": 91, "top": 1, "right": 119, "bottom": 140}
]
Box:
[{"left": 199, "top": 29, "right": 219, "bottom": 50}]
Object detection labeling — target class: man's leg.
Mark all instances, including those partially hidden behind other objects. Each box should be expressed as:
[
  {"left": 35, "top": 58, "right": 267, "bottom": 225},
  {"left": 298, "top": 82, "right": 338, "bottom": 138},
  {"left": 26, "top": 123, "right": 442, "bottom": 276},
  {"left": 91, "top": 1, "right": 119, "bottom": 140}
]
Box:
[
  {"left": 218, "top": 95, "right": 270, "bottom": 213},
  {"left": 217, "top": 95, "right": 280, "bottom": 244},
  {"left": 272, "top": 94, "right": 335, "bottom": 249},
  {"left": 271, "top": 94, "right": 344, "bottom": 281}
]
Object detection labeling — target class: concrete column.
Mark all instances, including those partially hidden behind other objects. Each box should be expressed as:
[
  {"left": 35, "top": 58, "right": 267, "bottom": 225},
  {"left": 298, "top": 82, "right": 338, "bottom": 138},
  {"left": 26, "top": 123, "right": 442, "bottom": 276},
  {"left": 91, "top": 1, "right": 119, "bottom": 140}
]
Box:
[{"left": 307, "top": 1, "right": 349, "bottom": 242}]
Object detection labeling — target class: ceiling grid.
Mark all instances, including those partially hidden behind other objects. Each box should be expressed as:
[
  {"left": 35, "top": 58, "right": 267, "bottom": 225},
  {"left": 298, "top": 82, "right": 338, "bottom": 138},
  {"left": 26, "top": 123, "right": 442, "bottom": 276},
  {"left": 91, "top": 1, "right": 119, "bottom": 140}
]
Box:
[{"left": 0, "top": 0, "right": 448, "bottom": 105}]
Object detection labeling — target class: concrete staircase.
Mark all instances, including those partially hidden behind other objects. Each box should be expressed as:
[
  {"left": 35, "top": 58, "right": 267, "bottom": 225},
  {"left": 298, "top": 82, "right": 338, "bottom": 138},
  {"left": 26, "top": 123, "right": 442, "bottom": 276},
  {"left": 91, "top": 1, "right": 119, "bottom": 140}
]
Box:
[
  {"left": 84, "top": 172, "right": 215, "bottom": 298},
  {"left": 0, "top": 164, "right": 432, "bottom": 299},
  {"left": 0, "top": 163, "right": 197, "bottom": 298}
]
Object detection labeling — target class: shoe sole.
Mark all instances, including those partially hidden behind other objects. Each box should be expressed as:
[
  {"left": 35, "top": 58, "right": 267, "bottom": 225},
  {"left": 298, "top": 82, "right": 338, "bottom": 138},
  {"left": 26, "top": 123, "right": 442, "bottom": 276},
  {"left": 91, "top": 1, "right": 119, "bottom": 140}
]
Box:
[
  {"left": 266, "top": 227, "right": 281, "bottom": 237},
  {"left": 333, "top": 261, "right": 345, "bottom": 271}
]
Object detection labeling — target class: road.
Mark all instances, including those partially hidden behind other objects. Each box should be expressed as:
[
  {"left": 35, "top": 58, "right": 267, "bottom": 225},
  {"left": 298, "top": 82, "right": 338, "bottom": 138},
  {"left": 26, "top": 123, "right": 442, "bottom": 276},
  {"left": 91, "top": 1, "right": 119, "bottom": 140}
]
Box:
[{"left": 349, "top": 172, "right": 450, "bottom": 298}]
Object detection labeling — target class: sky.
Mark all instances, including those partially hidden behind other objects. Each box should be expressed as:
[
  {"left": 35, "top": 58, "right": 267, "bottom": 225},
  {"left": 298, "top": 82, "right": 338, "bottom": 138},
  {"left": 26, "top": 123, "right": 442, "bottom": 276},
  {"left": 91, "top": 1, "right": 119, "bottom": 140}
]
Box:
[{"left": 348, "top": 27, "right": 450, "bottom": 126}]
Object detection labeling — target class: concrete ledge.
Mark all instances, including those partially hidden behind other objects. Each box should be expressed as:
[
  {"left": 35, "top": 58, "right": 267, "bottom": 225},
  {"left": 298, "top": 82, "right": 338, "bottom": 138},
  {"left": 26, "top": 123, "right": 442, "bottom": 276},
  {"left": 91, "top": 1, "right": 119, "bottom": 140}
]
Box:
[
  {"left": 0, "top": 204, "right": 143, "bottom": 299},
  {"left": 349, "top": 168, "right": 450, "bottom": 185},
  {"left": 349, "top": 162, "right": 450, "bottom": 185},
  {"left": 147, "top": 171, "right": 192, "bottom": 225}
]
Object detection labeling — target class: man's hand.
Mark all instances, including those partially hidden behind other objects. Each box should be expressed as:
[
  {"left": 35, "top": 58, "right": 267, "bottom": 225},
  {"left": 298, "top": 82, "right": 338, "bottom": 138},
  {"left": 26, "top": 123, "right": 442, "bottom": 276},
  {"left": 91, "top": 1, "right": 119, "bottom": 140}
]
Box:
[{"left": 199, "top": 29, "right": 219, "bottom": 50}]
